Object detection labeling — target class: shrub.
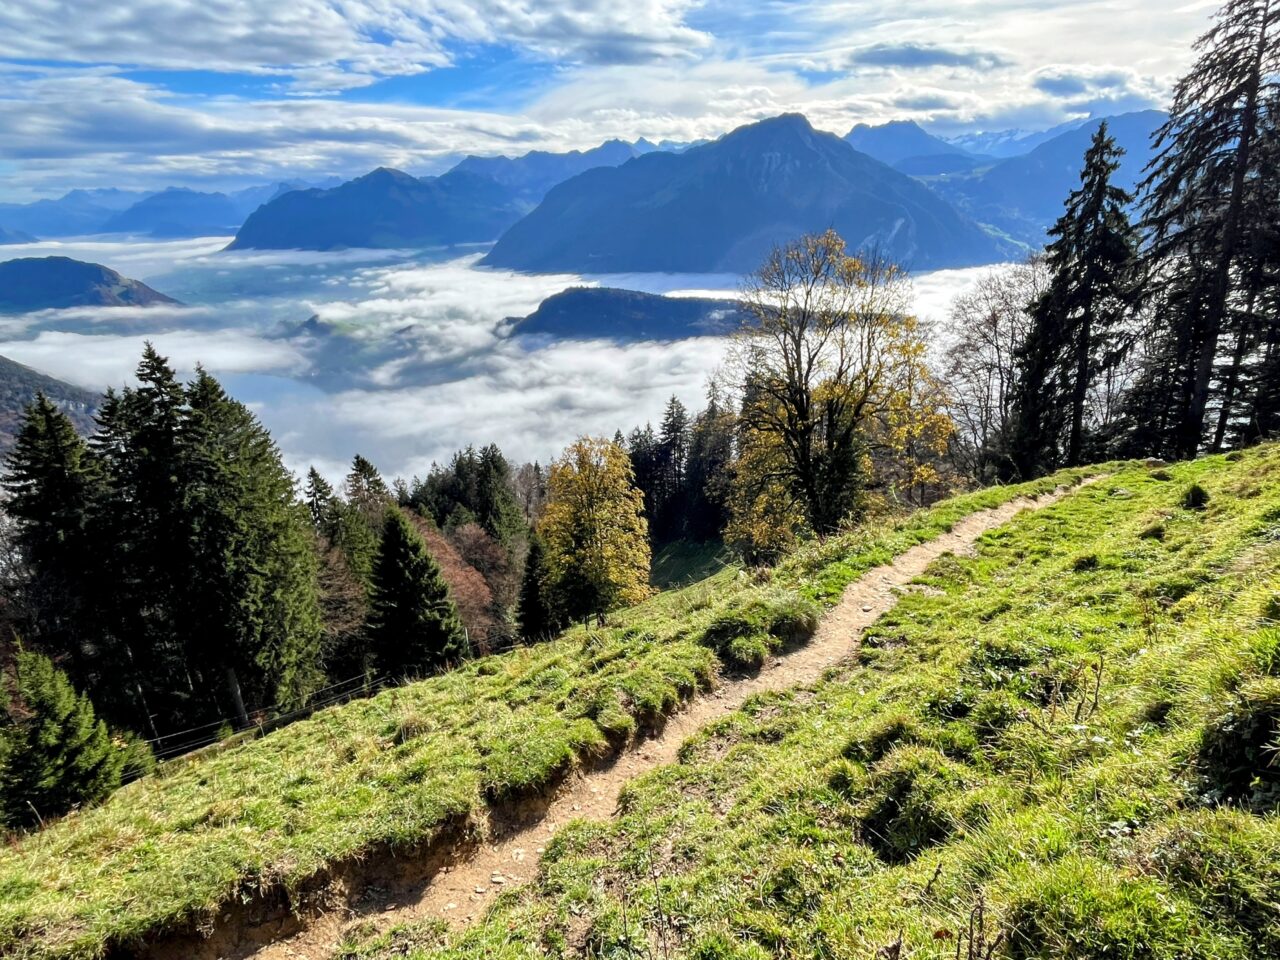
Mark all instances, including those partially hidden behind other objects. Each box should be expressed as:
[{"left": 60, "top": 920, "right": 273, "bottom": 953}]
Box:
[{"left": 1197, "top": 677, "right": 1280, "bottom": 810}]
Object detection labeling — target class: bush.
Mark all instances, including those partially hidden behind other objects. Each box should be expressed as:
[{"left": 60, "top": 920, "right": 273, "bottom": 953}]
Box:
[
  {"left": 1197, "top": 677, "right": 1280, "bottom": 810},
  {"left": 0, "top": 652, "right": 126, "bottom": 829}
]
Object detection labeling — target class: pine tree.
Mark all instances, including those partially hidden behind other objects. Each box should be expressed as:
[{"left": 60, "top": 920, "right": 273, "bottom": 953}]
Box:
[
  {"left": 1011, "top": 123, "right": 1139, "bottom": 475},
  {"left": 1139, "top": 0, "right": 1280, "bottom": 456},
  {"left": 516, "top": 534, "right": 558, "bottom": 641},
  {"left": 0, "top": 652, "right": 125, "bottom": 829},
  {"left": 2, "top": 396, "right": 100, "bottom": 671},
  {"left": 655, "top": 396, "right": 691, "bottom": 541},
  {"left": 367, "top": 508, "right": 470, "bottom": 678}
]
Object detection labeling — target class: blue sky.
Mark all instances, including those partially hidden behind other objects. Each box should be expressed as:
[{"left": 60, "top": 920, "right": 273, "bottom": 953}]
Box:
[{"left": 0, "top": 0, "right": 1217, "bottom": 200}]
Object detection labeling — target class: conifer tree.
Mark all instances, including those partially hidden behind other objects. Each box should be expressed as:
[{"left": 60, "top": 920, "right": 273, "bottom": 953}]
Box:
[
  {"left": 1011, "top": 123, "right": 1139, "bottom": 475},
  {"left": 1138, "top": 0, "right": 1280, "bottom": 456},
  {"left": 0, "top": 652, "right": 125, "bottom": 828},
  {"left": 304, "top": 467, "right": 337, "bottom": 535},
  {"left": 3, "top": 395, "right": 100, "bottom": 671},
  {"left": 181, "top": 369, "right": 324, "bottom": 724},
  {"left": 684, "top": 389, "right": 736, "bottom": 541},
  {"left": 516, "top": 534, "right": 557, "bottom": 641},
  {"left": 366, "top": 508, "right": 470, "bottom": 678}
]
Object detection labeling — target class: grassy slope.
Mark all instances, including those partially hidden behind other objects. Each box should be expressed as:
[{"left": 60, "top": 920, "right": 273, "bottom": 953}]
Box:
[
  {"left": 347, "top": 447, "right": 1280, "bottom": 960},
  {"left": 0, "top": 470, "right": 1089, "bottom": 959}
]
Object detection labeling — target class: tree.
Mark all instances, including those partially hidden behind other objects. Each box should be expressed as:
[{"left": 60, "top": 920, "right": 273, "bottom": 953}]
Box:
[
  {"left": 683, "top": 387, "right": 736, "bottom": 541},
  {"left": 1011, "top": 124, "right": 1139, "bottom": 476},
  {"left": 516, "top": 534, "right": 558, "bottom": 641},
  {"left": 2, "top": 395, "right": 101, "bottom": 673},
  {"left": 180, "top": 369, "right": 324, "bottom": 725},
  {"left": 539, "top": 437, "right": 651, "bottom": 624},
  {"left": 0, "top": 651, "right": 126, "bottom": 829},
  {"left": 366, "top": 508, "right": 470, "bottom": 678},
  {"left": 727, "top": 231, "right": 935, "bottom": 539},
  {"left": 304, "top": 467, "right": 337, "bottom": 534},
  {"left": 1139, "top": 0, "right": 1280, "bottom": 457},
  {"left": 943, "top": 258, "right": 1048, "bottom": 481}
]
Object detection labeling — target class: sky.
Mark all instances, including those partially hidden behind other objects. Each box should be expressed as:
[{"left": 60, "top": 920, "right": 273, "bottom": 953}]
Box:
[{"left": 0, "top": 0, "right": 1218, "bottom": 201}]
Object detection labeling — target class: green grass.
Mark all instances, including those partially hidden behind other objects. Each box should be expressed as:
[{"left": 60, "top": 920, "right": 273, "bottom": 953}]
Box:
[
  {"left": 650, "top": 540, "right": 732, "bottom": 590},
  {"left": 346, "top": 447, "right": 1280, "bottom": 960},
  {"left": 0, "top": 470, "right": 1086, "bottom": 959}
]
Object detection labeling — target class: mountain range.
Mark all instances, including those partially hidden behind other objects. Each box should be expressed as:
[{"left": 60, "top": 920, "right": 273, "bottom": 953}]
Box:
[
  {"left": 227, "top": 168, "right": 530, "bottom": 251},
  {"left": 0, "top": 256, "right": 179, "bottom": 311},
  {"left": 482, "top": 113, "right": 1011, "bottom": 273},
  {"left": 0, "top": 227, "right": 35, "bottom": 245},
  {"left": 0, "top": 181, "right": 333, "bottom": 240},
  {"left": 934, "top": 110, "right": 1165, "bottom": 244}
]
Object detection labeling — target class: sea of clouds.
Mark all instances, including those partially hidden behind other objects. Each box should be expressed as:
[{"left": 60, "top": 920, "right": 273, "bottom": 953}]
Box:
[{"left": 0, "top": 237, "right": 991, "bottom": 481}]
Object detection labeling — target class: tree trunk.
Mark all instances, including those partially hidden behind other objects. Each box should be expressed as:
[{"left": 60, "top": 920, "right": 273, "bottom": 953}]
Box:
[
  {"left": 1211, "top": 289, "right": 1258, "bottom": 451},
  {"left": 224, "top": 665, "right": 251, "bottom": 729},
  {"left": 1068, "top": 308, "right": 1093, "bottom": 466}
]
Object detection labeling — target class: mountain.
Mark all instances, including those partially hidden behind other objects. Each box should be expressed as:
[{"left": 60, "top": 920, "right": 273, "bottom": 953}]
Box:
[
  {"left": 514, "top": 287, "right": 745, "bottom": 341},
  {"left": 101, "top": 188, "right": 244, "bottom": 237},
  {"left": 845, "top": 120, "right": 973, "bottom": 167},
  {"left": 0, "top": 256, "right": 179, "bottom": 311},
  {"left": 449, "top": 140, "right": 641, "bottom": 206},
  {"left": 0, "top": 353, "right": 99, "bottom": 452},
  {"left": 943, "top": 117, "right": 1092, "bottom": 159},
  {"left": 935, "top": 110, "right": 1165, "bottom": 245},
  {"left": 0, "top": 226, "right": 35, "bottom": 244},
  {"left": 0, "top": 189, "right": 152, "bottom": 238},
  {"left": 227, "top": 167, "right": 527, "bottom": 251},
  {"left": 483, "top": 113, "right": 1010, "bottom": 274}
]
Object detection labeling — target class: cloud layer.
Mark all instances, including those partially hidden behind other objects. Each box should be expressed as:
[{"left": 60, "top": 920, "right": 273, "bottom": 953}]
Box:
[{"left": 0, "top": 0, "right": 1214, "bottom": 200}]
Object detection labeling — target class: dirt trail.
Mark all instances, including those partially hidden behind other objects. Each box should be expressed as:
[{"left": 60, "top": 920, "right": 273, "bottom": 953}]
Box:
[{"left": 247, "top": 484, "right": 1086, "bottom": 960}]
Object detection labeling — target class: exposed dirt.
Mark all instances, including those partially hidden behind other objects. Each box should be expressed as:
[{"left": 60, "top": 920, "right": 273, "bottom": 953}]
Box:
[{"left": 145, "top": 484, "right": 1087, "bottom": 960}]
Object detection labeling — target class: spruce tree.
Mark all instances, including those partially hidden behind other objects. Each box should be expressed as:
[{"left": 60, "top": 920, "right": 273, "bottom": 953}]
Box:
[
  {"left": 1139, "top": 0, "right": 1279, "bottom": 456},
  {"left": 367, "top": 508, "right": 470, "bottom": 678},
  {"left": 304, "top": 467, "right": 337, "bottom": 535},
  {"left": 0, "top": 652, "right": 125, "bottom": 829},
  {"left": 3, "top": 395, "right": 100, "bottom": 671},
  {"left": 516, "top": 534, "right": 557, "bottom": 641},
  {"left": 181, "top": 369, "right": 324, "bottom": 725},
  {"left": 1012, "top": 123, "right": 1139, "bottom": 475},
  {"left": 684, "top": 391, "right": 736, "bottom": 541}
]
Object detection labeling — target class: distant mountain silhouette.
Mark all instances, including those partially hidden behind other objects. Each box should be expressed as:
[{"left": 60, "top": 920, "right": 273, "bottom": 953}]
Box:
[
  {"left": 0, "top": 226, "right": 35, "bottom": 244},
  {"left": 935, "top": 110, "right": 1165, "bottom": 245},
  {"left": 0, "top": 256, "right": 179, "bottom": 311},
  {"left": 450, "top": 140, "right": 641, "bottom": 205},
  {"left": 942, "top": 118, "right": 1092, "bottom": 159},
  {"left": 102, "top": 188, "right": 244, "bottom": 238},
  {"left": 227, "top": 167, "right": 527, "bottom": 250},
  {"left": 0, "top": 189, "right": 151, "bottom": 237},
  {"left": 0, "top": 353, "right": 99, "bottom": 452},
  {"left": 484, "top": 114, "right": 1010, "bottom": 273},
  {"left": 845, "top": 120, "right": 976, "bottom": 167},
  {"left": 514, "top": 287, "right": 745, "bottom": 341}
]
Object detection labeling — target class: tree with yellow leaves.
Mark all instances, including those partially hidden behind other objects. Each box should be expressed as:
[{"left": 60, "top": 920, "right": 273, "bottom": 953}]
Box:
[
  {"left": 539, "top": 437, "right": 651, "bottom": 625},
  {"left": 725, "top": 231, "right": 954, "bottom": 554}
]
